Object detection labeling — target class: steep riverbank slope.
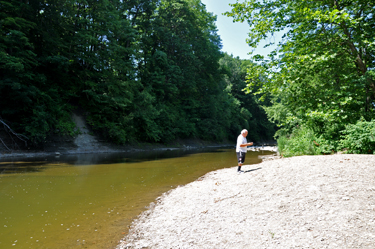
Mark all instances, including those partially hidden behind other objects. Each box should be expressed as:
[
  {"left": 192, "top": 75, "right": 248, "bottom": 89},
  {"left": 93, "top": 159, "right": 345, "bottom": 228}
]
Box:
[{"left": 118, "top": 154, "right": 375, "bottom": 249}]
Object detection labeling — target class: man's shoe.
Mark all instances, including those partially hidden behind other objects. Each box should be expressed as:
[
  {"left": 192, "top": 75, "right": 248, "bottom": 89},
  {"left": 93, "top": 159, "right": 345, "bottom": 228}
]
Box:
[{"left": 237, "top": 170, "right": 244, "bottom": 174}]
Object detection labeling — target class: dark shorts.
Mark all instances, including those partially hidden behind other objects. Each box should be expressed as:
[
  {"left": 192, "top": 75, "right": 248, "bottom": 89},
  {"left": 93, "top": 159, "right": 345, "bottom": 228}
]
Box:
[{"left": 236, "top": 152, "right": 246, "bottom": 164}]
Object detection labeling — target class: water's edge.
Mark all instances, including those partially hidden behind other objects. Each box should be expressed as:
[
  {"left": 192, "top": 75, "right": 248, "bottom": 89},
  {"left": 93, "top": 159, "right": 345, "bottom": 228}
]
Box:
[{"left": 0, "top": 142, "right": 277, "bottom": 160}]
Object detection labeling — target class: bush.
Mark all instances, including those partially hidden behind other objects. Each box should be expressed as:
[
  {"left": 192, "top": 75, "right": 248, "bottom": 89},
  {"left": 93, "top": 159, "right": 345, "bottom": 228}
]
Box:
[
  {"left": 276, "top": 135, "right": 287, "bottom": 154},
  {"left": 339, "top": 118, "right": 375, "bottom": 154},
  {"left": 313, "top": 136, "right": 337, "bottom": 155},
  {"left": 277, "top": 126, "right": 318, "bottom": 157}
]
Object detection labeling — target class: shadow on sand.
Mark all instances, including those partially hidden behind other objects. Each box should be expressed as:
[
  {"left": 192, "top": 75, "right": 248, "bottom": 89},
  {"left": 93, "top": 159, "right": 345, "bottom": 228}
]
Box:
[{"left": 244, "top": 167, "right": 262, "bottom": 173}]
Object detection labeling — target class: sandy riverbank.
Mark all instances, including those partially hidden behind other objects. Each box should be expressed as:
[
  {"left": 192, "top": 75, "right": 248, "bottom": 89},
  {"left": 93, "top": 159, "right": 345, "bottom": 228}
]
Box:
[{"left": 117, "top": 154, "right": 375, "bottom": 249}]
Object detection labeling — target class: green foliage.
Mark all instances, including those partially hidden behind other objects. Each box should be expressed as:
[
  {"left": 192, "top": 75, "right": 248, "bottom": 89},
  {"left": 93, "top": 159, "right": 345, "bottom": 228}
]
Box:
[
  {"left": 277, "top": 126, "right": 318, "bottom": 157},
  {"left": 227, "top": 0, "right": 375, "bottom": 155},
  {"left": 314, "top": 137, "right": 337, "bottom": 155},
  {"left": 339, "top": 119, "right": 375, "bottom": 154},
  {"left": 0, "top": 0, "right": 276, "bottom": 148},
  {"left": 219, "top": 53, "right": 277, "bottom": 142},
  {"left": 1, "top": 0, "right": 140, "bottom": 145},
  {"left": 135, "top": 0, "right": 236, "bottom": 143},
  {"left": 276, "top": 117, "right": 375, "bottom": 156}
]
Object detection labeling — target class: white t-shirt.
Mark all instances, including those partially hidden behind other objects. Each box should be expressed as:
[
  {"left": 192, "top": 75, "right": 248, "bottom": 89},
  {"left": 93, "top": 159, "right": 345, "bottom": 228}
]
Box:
[{"left": 236, "top": 134, "right": 247, "bottom": 153}]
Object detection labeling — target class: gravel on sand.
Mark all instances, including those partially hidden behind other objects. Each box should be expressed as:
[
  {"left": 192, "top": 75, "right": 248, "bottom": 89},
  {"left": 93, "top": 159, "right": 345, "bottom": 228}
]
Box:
[{"left": 117, "top": 154, "right": 375, "bottom": 249}]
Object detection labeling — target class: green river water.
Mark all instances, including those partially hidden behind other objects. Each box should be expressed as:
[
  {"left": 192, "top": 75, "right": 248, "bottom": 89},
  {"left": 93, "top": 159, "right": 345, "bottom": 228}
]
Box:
[{"left": 0, "top": 148, "right": 272, "bottom": 249}]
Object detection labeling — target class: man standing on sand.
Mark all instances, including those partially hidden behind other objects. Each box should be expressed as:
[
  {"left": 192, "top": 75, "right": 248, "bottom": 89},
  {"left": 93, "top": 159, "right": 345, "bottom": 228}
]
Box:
[{"left": 236, "top": 129, "right": 253, "bottom": 174}]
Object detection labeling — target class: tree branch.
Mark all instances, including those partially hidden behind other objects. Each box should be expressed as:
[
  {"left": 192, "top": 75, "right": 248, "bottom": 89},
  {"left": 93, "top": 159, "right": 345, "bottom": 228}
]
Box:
[{"left": 0, "top": 119, "right": 29, "bottom": 150}]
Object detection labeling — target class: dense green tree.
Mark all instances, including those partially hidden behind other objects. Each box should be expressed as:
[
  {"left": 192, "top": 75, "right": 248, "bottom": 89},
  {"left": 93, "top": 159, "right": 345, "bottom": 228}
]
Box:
[
  {"left": 136, "top": 0, "right": 229, "bottom": 142},
  {"left": 1, "top": 0, "right": 140, "bottom": 144},
  {"left": 0, "top": 0, "right": 70, "bottom": 144},
  {"left": 1, "top": 0, "right": 276, "bottom": 149},
  {"left": 226, "top": 0, "right": 375, "bottom": 152},
  {"left": 67, "top": 0, "right": 139, "bottom": 143},
  {"left": 219, "top": 53, "right": 277, "bottom": 142}
]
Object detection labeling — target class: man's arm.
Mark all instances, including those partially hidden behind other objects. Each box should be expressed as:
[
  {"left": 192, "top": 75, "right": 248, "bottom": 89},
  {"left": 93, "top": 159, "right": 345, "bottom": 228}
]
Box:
[{"left": 240, "top": 142, "right": 253, "bottom": 147}]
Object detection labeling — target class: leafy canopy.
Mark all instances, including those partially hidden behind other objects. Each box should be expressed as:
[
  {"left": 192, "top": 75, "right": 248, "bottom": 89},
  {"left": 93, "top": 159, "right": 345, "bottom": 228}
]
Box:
[{"left": 226, "top": 0, "right": 375, "bottom": 154}]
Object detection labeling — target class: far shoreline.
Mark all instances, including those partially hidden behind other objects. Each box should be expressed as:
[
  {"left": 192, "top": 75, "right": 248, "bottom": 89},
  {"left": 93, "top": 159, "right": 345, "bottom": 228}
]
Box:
[{"left": 0, "top": 142, "right": 277, "bottom": 160}]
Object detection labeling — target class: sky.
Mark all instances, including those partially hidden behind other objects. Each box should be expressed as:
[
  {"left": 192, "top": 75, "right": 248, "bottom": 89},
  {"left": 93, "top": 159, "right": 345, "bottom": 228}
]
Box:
[{"left": 200, "top": 0, "right": 278, "bottom": 60}]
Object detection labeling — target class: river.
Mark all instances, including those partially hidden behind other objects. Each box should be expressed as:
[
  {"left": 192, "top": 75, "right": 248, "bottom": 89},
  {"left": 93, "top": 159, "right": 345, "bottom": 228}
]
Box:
[{"left": 0, "top": 148, "right": 273, "bottom": 249}]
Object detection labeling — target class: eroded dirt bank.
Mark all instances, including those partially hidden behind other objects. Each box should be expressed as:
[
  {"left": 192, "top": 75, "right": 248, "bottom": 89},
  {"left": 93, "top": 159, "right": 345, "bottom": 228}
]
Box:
[{"left": 118, "top": 154, "right": 375, "bottom": 249}]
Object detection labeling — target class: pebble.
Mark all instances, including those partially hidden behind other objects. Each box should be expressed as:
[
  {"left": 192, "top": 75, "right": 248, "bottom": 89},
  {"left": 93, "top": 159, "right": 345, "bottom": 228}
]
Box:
[{"left": 117, "top": 154, "right": 375, "bottom": 249}]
